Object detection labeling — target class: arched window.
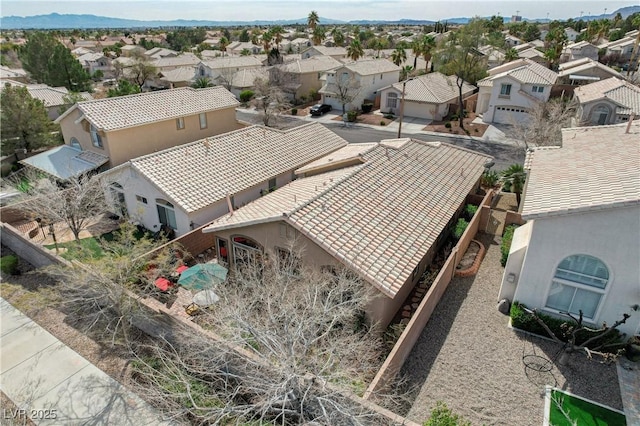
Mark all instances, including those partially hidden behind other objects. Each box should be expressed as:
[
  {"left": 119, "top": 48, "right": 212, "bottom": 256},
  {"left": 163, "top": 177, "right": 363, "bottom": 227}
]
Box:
[
  {"left": 386, "top": 92, "right": 398, "bottom": 109},
  {"left": 156, "top": 199, "right": 177, "bottom": 230},
  {"left": 70, "top": 137, "right": 82, "bottom": 151},
  {"left": 591, "top": 104, "right": 610, "bottom": 126},
  {"left": 545, "top": 254, "right": 609, "bottom": 319}
]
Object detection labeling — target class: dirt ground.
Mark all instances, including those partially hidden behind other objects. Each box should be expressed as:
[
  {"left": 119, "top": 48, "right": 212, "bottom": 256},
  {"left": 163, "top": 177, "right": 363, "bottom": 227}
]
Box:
[
  {"left": 330, "top": 111, "right": 395, "bottom": 126},
  {"left": 424, "top": 112, "right": 489, "bottom": 137}
]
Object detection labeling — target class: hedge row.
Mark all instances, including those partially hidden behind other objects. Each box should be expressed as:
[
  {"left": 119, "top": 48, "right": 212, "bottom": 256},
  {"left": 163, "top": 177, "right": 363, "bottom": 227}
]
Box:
[{"left": 500, "top": 225, "right": 518, "bottom": 266}]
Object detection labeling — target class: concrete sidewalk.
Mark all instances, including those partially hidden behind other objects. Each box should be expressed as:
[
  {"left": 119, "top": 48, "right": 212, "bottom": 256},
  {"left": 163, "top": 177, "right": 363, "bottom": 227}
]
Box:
[{"left": 0, "top": 298, "right": 172, "bottom": 425}]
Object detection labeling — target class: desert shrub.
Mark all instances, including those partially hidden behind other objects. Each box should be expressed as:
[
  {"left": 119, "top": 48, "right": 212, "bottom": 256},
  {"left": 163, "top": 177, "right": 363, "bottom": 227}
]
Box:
[
  {"left": 239, "top": 90, "right": 254, "bottom": 103},
  {"left": 464, "top": 204, "right": 478, "bottom": 219},
  {"left": 347, "top": 110, "right": 358, "bottom": 122},
  {"left": 481, "top": 170, "right": 499, "bottom": 188},
  {"left": 444, "top": 121, "right": 452, "bottom": 129},
  {"left": 380, "top": 121, "right": 386, "bottom": 126},
  {"left": 452, "top": 218, "right": 469, "bottom": 240},
  {"left": 474, "top": 128, "right": 479, "bottom": 132},
  {"left": 423, "top": 401, "right": 471, "bottom": 426},
  {"left": 384, "top": 113, "right": 394, "bottom": 119},
  {"left": 361, "top": 103, "right": 373, "bottom": 113},
  {"left": 500, "top": 224, "right": 518, "bottom": 266},
  {"left": 510, "top": 302, "right": 622, "bottom": 348},
  {"left": 291, "top": 108, "right": 298, "bottom": 115},
  {"left": 0, "top": 255, "right": 19, "bottom": 275}
]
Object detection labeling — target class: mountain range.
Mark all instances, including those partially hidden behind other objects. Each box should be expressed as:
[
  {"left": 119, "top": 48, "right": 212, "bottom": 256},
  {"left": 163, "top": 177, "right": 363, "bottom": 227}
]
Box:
[{"left": 1, "top": 6, "right": 638, "bottom": 30}]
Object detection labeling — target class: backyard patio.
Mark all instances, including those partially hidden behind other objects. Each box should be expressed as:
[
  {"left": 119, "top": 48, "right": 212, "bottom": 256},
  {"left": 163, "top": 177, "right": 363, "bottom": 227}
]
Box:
[{"left": 400, "top": 233, "right": 622, "bottom": 425}]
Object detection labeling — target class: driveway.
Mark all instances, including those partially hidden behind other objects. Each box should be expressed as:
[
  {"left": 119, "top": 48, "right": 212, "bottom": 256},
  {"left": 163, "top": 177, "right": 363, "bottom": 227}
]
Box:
[{"left": 400, "top": 233, "right": 621, "bottom": 426}]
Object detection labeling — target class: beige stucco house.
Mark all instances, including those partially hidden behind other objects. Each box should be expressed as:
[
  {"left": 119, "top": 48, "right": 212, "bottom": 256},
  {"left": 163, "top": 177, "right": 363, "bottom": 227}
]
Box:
[
  {"left": 301, "top": 46, "right": 347, "bottom": 60},
  {"left": 499, "top": 122, "right": 640, "bottom": 338},
  {"left": 203, "top": 139, "right": 492, "bottom": 329},
  {"left": 273, "top": 55, "right": 342, "bottom": 101},
  {"left": 573, "top": 77, "right": 640, "bottom": 126},
  {"left": 101, "top": 123, "right": 348, "bottom": 236},
  {"left": 378, "top": 72, "right": 476, "bottom": 120},
  {"left": 557, "top": 58, "right": 625, "bottom": 86},
  {"left": 476, "top": 59, "right": 557, "bottom": 124},
  {"left": 54, "top": 86, "right": 241, "bottom": 169}
]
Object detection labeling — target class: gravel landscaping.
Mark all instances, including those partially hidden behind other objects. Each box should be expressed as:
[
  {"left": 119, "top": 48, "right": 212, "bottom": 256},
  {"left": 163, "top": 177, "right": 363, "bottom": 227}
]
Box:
[{"left": 399, "top": 233, "right": 621, "bottom": 426}]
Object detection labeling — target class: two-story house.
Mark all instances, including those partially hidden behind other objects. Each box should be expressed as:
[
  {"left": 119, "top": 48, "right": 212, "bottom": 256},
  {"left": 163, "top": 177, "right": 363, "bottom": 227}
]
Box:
[
  {"left": 319, "top": 59, "right": 401, "bottom": 112},
  {"left": 39, "top": 87, "right": 241, "bottom": 175},
  {"left": 76, "top": 52, "right": 113, "bottom": 78},
  {"left": 101, "top": 123, "right": 348, "bottom": 237},
  {"left": 561, "top": 41, "right": 599, "bottom": 62},
  {"left": 499, "top": 122, "right": 640, "bottom": 339},
  {"left": 197, "top": 56, "right": 264, "bottom": 87},
  {"left": 301, "top": 46, "right": 347, "bottom": 60},
  {"left": 273, "top": 55, "right": 342, "bottom": 101},
  {"left": 475, "top": 59, "right": 557, "bottom": 124},
  {"left": 557, "top": 58, "right": 625, "bottom": 86}
]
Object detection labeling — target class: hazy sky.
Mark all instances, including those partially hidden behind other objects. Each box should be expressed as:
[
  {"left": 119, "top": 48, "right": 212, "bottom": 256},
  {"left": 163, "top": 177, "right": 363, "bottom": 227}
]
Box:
[{"left": 1, "top": 0, "right": 634, "bottom": 22}]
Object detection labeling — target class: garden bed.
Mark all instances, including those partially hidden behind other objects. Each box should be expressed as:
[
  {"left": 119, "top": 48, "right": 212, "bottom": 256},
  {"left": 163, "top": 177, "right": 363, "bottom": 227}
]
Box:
[
  {"left": 455, "top": 239, "right": 486, "bottom": 277},
  {"left": 423, "top": 112, "right": 488, "bottom": 137},
  {"left": 545, "top": 387, "right": 626, "bottom": 426}
]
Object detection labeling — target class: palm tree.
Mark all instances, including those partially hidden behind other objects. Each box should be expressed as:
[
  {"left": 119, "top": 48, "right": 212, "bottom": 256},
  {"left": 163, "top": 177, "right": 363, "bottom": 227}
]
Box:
[
  {"left": 308, "top": 11, "right": 320, "bottom": 31},
  {"left": 219, "top": 36, "right": 229, "bottom": 57},
  {"left": 400, "top": 65, "right": 413, "bottom": 80},
  {"left": 504, "top": 47, "right": 519, "bottom": 62},
  {"left": 251, "top": 29, "right": 262, "bottom": 46},
  {"left": 500, "top": 164, "right": 526, "bottom": 206},
  {"left": 261, "top": 30, "right": 272, "bottom": 53},
  {"left": 411, "top": 39, "right": 423, "bottom": 69},
  {"left": 346, "top": 39, "right": 364, "bottom": 61},
  {"left": 240, "top": 48, "right": 251, "bottom": 56},
  {"left": 312, "top": 27, "right": 326, "bottom": 46},
  {"left": 391, "top": 47, "right": 407, "bottom": 66},
  {"left": 271, "top": 26, "right": 284, "bottom": 50},
  {"left": 420, "top": 35, "right": 437, "bottom": 71},
  {"left": 192, "top": 77, "right": 213, "bottom": 88},
  {"left": 331, "top": 27, "right": 345, "bottom": 47}
]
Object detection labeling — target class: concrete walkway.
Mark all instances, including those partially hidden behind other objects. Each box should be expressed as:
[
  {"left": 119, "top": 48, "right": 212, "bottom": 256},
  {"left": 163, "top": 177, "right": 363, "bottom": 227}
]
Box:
[{"left": 0, "top": 298, "right": 172, "bottom": 425}]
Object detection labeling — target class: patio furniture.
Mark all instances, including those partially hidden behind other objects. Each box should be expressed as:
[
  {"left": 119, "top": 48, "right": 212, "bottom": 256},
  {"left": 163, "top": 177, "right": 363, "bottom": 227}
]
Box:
[{"left": 177, "top": 263, "right": 228, "bottom": 290}]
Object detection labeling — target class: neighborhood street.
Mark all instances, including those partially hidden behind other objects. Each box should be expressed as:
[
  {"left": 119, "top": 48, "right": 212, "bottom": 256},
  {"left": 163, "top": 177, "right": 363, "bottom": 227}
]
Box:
[{"left": 236, "top": 110, "right": 525, "bottom": 171}]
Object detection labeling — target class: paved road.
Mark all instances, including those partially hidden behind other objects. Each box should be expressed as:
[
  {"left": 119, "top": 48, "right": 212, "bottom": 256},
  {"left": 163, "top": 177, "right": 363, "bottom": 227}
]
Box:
[{"left": 236, "top": 111, "right": 524, "bottom": 171}]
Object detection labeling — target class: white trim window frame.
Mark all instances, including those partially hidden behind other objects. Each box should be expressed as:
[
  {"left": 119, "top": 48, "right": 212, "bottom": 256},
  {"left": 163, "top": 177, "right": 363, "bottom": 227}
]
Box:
[
  {"left": 156, "top": 199, "right": 178, "bottom": 230},
  {"left": 544, "top": 255, "right": 609, "bottom": 320},
  {"left": 90, "top": 124, "right": 103, "bottom": 148},
  {"left": 499, "top": 83, "right": 512, "bottom": 98},
  {"left": 199, "top": 112, "right": 208, "bottom": 129}
]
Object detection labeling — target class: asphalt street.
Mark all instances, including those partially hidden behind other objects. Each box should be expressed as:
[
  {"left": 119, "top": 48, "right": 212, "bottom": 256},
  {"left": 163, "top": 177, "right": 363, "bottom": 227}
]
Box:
[{"left": 236, "top": 111, "right": 525, "bottom": 172}]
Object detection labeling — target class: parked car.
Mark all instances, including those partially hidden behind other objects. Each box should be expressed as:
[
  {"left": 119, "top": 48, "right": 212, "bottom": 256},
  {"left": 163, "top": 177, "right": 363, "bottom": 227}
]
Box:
[{"left": 310, "top": 104, "right": 332, "bottom": 116}]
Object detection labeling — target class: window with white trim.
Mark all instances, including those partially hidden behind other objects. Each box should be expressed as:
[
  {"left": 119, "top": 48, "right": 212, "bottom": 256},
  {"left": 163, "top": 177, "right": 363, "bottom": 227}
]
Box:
[
  {"left": 156, "top": 199, "right": 177, "bottom": 230},
  {"left": 176, "top": 117, "right": 185, "bottom": 130},
  {"left": 387, "top": 92, "right": 398, "bottom": 108},
  {"left": 136, "top": 195, "right": 148, "bottom": 204},
  {"left": 90, "top": 124, "right": 103, "bottom": 148},
  {"left": 545, "top": 254, "right": 609, "bottom": 319},
  {"left": 532, "top": 86, "right": 544, "bottom": 93},
  {"left": 199, "top": 113, "right": 207, "bottom": 129},
  {"left": 499, "top": 84, "right": 512, "bottom": 96}
]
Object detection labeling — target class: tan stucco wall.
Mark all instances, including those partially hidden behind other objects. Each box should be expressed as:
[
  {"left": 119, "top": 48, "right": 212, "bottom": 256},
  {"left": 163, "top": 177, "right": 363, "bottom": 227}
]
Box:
[
  {"left": 59, "top": 107, "right": 241, "bottom": 167},
  {"left": 296, "top": 72, "right": 323, "bottom": 99}
]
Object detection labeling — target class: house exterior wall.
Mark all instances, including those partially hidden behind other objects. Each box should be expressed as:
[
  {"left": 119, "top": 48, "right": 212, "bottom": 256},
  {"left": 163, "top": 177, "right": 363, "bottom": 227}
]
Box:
[
  {"left": 577, "top": 100, "right": 619, "bottom": 126},
  {"left": 558, "top": 67, "right": 622, "bottom": 85},
  {"left": 570, "top": 46, "right": 599, "bottom": 61},
  {"left": 482, "top": 76, "right": 550, "bottom": 124},
  {"left": 322, "top": 68, "right": 400, "bottom": 112},
  {"left": 476, "top": 86, "right": 492, "bottom": 114},
  {"left": 509, "top": 206, "right": 640, "bottom": 338},
  {"left": 59, "top": 107, "right": 240, "bottom": 168}
]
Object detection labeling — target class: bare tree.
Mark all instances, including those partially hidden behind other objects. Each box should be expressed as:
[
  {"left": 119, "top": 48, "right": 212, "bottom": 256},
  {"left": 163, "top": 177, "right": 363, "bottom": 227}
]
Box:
[
  {"left": 324, "top": 73, "right": 362, "bottom": 114},
  {"left": 14, "top": 171, "right": 111, "bottom": 241},
  {"left": 252, "top": 77, "right": 291, "bottom": 127},
  {"left": 523, "top": 306, "right": 629, "bottom": 364},
  {"left": 46, "top": 238, "right": 405, "bottom": 424},
  {"left": 510, "top": 98, "right": 577, "bottom": 150}
]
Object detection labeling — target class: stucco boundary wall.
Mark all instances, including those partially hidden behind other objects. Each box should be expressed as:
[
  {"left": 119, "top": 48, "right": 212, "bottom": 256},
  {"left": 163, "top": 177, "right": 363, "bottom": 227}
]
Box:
[
  {"left": 364, "top": 189, "right": 495, "bottom": 398},
  {"left": 1, "top": 223, "right": 418, "bottom": 426},
  {"left": 136, "top": 222, "right": 217, "bottom": 262}
]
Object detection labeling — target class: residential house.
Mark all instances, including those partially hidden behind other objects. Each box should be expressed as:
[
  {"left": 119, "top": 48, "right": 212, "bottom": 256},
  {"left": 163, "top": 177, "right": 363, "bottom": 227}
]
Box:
[
  {"left": 151, "top": 53, "right": 201, "bottom": 72},
  {"left": 0, "top": 66, "right": 28, "bottom": 83},
  {"left": 77, "top": 52, "right": 113, "bottom": 78},
  {"left": 378, "top": 72, "right": 476, "bottom": 120},
  {"left": 599, "top": 36, "right": 636, "bottom": 63},
  {"left": 202, "top": 138, "right": 492, "bottom": 329},
  {"left": 197, "top": 56, "right": 264, "bottom": 87},
  {"left": 572, "top": 77, "right": 640, "bottom": 126},
  {"left": 505, "top": 34, "right": 524, "bottom": 48},
  {"left": 319, "top": 59, "right": 401, "bottom": 112},
  {"left": 478, "top": 45, "right": 506, "bottom": 69},
  {"left": 517, "top": 47, "right": 547, "bottom": 66},
  {"left": 226, "top": 42, "right": 263, "bottom": 55},
  {"left": 52, "top": 86, "right": 241, "bottom": 169},
  {"left": 301, "top": 46, "right": 347, "bottom": 60},
  {"left": 273, "top": 55, "right": 342, "bottom": 101},
  {"left": 102, "top": 123, "right": 348, "bottom": 236},
  {"left": 564, "top": 27, "right": 581, "bottom": 42},
  {"left": 157, "top": 67, "right": 197, "bottom": 89},
  {"left": 557, "top": 58, "right": 624, "bottom": 86},
  {"left": 476, "top": 59, "right": 557, "bottom": 124},
  {"left": 70, "top": 47, "right": 94, "bottom": 57},
  {"left": 1, "top": 81, "right": 93, "bottom": 120},
  {"left": 286, "top": 38, "right": 312, "bottom": 53},
  {"left": 120, "top": 45, "right": 146, "bottom": 57},
  {"left": 144, "top": 47, "right": 179, "bottom": 60},
  {"left": 561, "top": 41, "right": 599, "bottom": 63},
  {"left": 499, "top": 122, "right": 640, "bottom": 338}
]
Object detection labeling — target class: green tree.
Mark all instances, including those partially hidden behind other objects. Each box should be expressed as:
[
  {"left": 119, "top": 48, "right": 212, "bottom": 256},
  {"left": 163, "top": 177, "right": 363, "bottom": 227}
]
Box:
[
  {"left": 239, "top": 48, "right": 251, "bottom": 56},
  {"left": 1, "top": 84, "right": 59, "bottom": 152},
  {"left": 58, "top": 92, "right": 86, "bottom": 115},
  {"left": 331, "top": 27, "right": 345, "bottom": 47},
  {"left": 271, "top": 26, "right": 284, "bottom": 50},
  {"left": 312, "top": 27, "right": 326, "bottom": 46},
  {"left": 435, "top": 19, "right": 487, "bottom": 129},
  {"left": 346, "top": 39, "right": 364, "bottom": 61},
  {"left": 107, "top": 80, "right": 141, "bottom": 97},
  {"left": 219, "top": 36, "right": 229, "bottom": 56},
  {"left": 261, "top": 30, "right": 272, "bottom": 53},
  {"left": 191, "top": 77, "right": 213, "bottom": 88},
  {"left": 308, "top": 10, "right": 320, "bottom": 31},
  {"left": 411, "top": 38, "right": 423, "bottom": 69},
  {"left": 129, "top": 57, "right": 158, "bottom": 90},
  {"left": 419, "top": 34, "right": 437, "bottom": 71},
  {"left": 239, "top": 29, "right": 250, "bottom": 42},
  {"left": 500, "top": 164, "right": 526, "bottom": 206},
  {"left": 20, "top": 32, "right": 57, "bottom": 84},
  {"left": 544, "top": 26, "right": 568, "bottom": 70},
  {"left": 504, "top": 47, "right": 519, "bottom": 62},
  {"left": 522, "top": 23, "right": 541, "bottom": 42},
  {"left": 391, "top": 47, "right": 407, "bottom": 66}
]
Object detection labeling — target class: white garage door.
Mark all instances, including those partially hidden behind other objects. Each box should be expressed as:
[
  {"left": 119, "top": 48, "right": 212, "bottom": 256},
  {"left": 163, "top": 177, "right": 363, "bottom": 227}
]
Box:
[{"left": 493, "top": 106, "right": 529, "bottom": 124}]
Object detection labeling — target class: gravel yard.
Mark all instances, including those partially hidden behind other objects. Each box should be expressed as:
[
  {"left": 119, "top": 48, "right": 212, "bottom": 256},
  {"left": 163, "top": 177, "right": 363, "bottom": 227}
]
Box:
[{"left": 400, "top": 233, "right": 621, "bottom": 426}]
